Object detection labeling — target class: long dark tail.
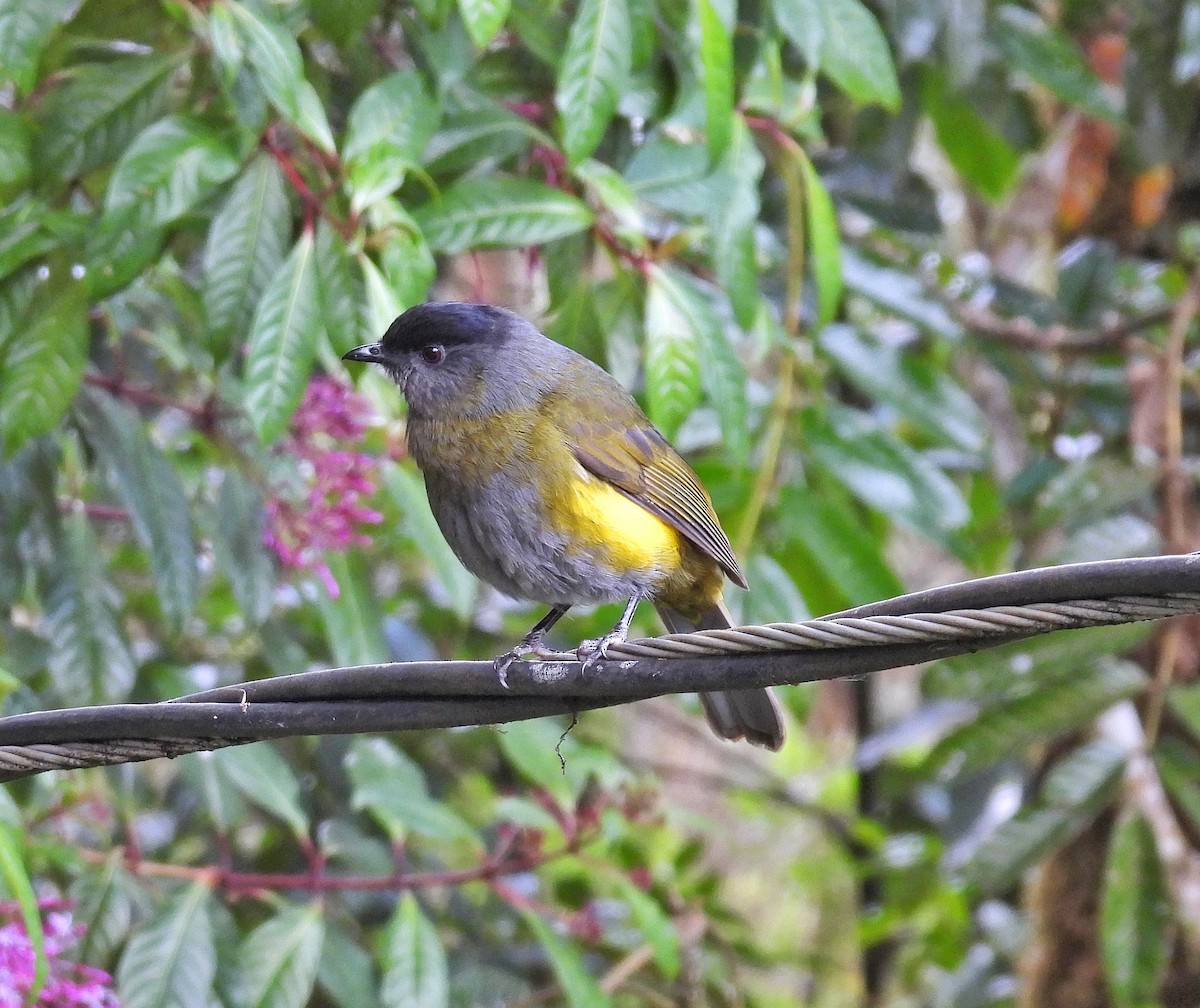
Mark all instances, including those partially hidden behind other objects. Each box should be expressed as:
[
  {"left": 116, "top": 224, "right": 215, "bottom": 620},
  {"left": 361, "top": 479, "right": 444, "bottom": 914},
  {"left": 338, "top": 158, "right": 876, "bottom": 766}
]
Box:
[{"left": 654, "top": 600, "right": 785, "bottom": 750}]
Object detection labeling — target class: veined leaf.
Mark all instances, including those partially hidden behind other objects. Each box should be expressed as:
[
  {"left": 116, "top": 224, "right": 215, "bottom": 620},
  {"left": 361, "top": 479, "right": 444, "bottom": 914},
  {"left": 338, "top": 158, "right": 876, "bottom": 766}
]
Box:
[
  {"left": 816, "top": 0, "right": 899, "bottom": 109},
  {"left": 555, "top": 0, "right": 631, "bottom": 164},
  {"left": 923, "top": 69, "right": 1020, "bottom": 202},
  {"left": 523, "top": 911, "right": 610, "bottom": 1008},
  {"left": 103, "top": 115, "right": 239, "bottom": 226},
  {"left": 795, "top": 147, "right": 843, "bottom": 325},
  {"left": 808, "top": 407, "right": 969, "bottom": 542},
  {"left": 343, "top": 71, "right": 439, "bottom": 212},
  {"left": 380, "top": 895, "right": 449, "bottom": 1008},
  {"left": 424, "top": 105, "right": 542, "bottom": 176},
  {"left": 71, "top": 852, "right": 137, "bottom": 966},
  {"left": 696, "top": 0, "right": 733, "bottom": 161},
  {"left": 346, "top": 737, "right": 479, "bottom": 845},
  {"left": 819, "top": 325, "right": 986, "bottom": 452},
  {"left": 42, "top": 509, "right": 136, "bottom": 704},
  {"left": 233, "top": 903, "right": 324, "bottom": 1008},
  {"left": 458, "top": 0, "right": 511, "bottom": 46},
  {"left": 34, "top": 55, "right": 179, "bottom": 181},
  {"left": 227, "top": 0, "right": 335, "bottom": 152},
  {"left": 117, "top": 882, "right": 216, "bottom": 1008},
  {"left": 0, "top": 110, "right": 31, "bottom": 201},
  {"left": 75, "top": 389, "right": 198, "bottom": 631},
  {"left": 0, "top": 0, "right": 79, "bottom": 95},
  {"left": 0, "top": 264, "right": 87, "bottom": 455},
  {"left": 708, "top": 118, "right": 763, "bottom": 329},
  {"left": 313, "top": 551, "right": 388, "bottom": 666},
  {"left": 773, "top": 0, "right": 822, "bottom": 66},
  {"left": 318, "top": 926, "right": 381, "bottom": 1008},
  {"left": 244, "top": 230, "right": 321, "bottom": 443},
  {"left": 926, "top": 658, "right": 1145, "bottom": 780},
  {"left": 413, "top": 177, "right": 592, "bottom": 253},
  {"left": 203, "top": 153, "right": 292, "bottom": 354},
  {"left": 1101, "top": 816, "right": 1170, "bottom": 1008},
  {"left": 644, "top": 265, "right": 704, "bottom": 439},
  {"left": 212, "top": 743, "right": 310, "bottom": 838}
]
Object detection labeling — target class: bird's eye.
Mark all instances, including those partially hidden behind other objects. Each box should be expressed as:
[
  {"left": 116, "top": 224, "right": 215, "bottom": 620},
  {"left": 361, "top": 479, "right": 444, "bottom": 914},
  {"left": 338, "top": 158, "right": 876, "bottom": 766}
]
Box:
[{"left": 420, "top": 344, "right": 445, "bottom": 365}]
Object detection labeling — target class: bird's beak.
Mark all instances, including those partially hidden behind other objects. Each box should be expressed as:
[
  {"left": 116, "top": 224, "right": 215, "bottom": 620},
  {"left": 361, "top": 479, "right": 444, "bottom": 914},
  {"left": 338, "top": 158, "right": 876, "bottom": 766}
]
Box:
[{"left": 342, "top": 342, "right": 384, "bottom": 364}]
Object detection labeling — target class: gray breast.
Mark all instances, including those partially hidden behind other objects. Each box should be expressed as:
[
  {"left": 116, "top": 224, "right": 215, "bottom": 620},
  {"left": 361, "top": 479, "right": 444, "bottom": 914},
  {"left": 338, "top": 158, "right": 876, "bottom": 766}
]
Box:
[{"left": 423, "top": 472, "right": 651, "bottom": 607}]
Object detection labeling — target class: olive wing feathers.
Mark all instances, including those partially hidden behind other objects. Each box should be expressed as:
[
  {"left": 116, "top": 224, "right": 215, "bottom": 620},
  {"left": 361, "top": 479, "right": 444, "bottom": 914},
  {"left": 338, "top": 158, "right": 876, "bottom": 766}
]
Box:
[{"left": 569, "top": 422, "right": 748, "bottom": 588}]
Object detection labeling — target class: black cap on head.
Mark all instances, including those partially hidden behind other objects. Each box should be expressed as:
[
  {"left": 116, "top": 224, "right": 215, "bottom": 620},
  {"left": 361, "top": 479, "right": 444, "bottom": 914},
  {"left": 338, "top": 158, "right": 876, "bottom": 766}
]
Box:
[{"left": 379, "top": 302, "right": 513, "bottom": 354}]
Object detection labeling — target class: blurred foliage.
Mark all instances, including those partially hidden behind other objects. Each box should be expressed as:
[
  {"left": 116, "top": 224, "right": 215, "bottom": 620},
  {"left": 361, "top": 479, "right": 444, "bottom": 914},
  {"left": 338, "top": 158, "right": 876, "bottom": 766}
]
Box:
[{"left": 1, "top": 0, "right": 1199, "bottom": 1005}]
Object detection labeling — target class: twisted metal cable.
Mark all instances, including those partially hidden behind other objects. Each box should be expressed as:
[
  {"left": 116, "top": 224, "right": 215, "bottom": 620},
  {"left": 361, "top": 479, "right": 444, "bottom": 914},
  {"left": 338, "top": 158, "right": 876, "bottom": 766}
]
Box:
[
  {"left": 2, "top": 555, "right": 1199, "bottom": 781},
  {"left": 607, "top": 594, "right": 1200, "bottom": 658}
]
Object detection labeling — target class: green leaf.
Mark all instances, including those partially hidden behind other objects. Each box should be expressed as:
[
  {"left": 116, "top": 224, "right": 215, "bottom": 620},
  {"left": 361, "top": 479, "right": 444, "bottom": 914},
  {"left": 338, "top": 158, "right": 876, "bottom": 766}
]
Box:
[
  {"left": 0, "top": 110, "right": 31, "bottom": 201},
  {"left": 318, "top": 926, "right": 381, "bottom": 1008},
  {"left": 613, "top": 875, "right": 680, "bottom": 978},
  {"left": 643, "top": 265, "right": 704, "bottom": 439},
  {"left": 0, "top": 823, "right": 47, "bottom": 1000},
  {"left": 696, "top": 0, "right": 733, "bottom": 161},
  {"left": 965, "top": 808, "right": 1079, "bottom": 895},
  {"left": 75, "top": 389, "right": 199, "bottom": 630},
  {"left": 423, "top": 105, "right": 542, "bottom": 176},
  {"left": 71, "top": 852, "right": 138, "bottom": 966},
  {"left": 346, "top": 737, "right": 480, "bottom": 844},
  {"left": 818, "top": 325, "right": 986, "bottom": 453},
  {"left": 1101, "top": 816, "right": 1170, "bottom": 1008},
  {"left": 117, "top": 882, "right": 216, "bottom": 1008},
  {"left": 794, "top": 147, "right": 842, "bottom": 325},
  {"left": 203, "top": 153, "right": 292, "bottom": 355},
  {"left": 344, "top": 71, "right": 439, "bottom": 212},
  {"left": 497, "top": 718, "right": 572, "bottom": 802},
  {"left": 0, "top": 0, "right": 78, "bottom": 96},
  {"left": 523, "top": 911, "right": 611, "bottom": 1008},
  {"left": 42, "top": 509, "right": 136, "bottom": 704},
  {"left": 103, "top": 115, "right": 240, "bottom": 226},
  {"left": 0, "top": 264, "right": 87, "bottom": 455},
  {"left": 840, "top": 248, "right": 963, "bottom": 341},
  {"left": 413, "top": 177, "right": 593, "bottom": 253},
  {"left": 380, "top": 894, "right": 449, "bottom": 1008},
  {"left": 922, "top": 69, "right": 1020, "bottom": 202},
  {"left": 0, "top": 200, "right": 67, "bottom": 286},
  {"left": 244, "top": 229, "right": 321, "bottom": 443},
  {"left": 994, "top": 5, "right": 1120, "bottom": 122},
  {"left": 816, "top": 0, "right": 899, "bottom": 109},
  {"left": 212, "top": 742, "right": 310, "bottom": 838},
  {"left": 208, "top": 469, "right": 275, "bottom": 625},
  {"left": 772, "top": 0, "right": 822, "bottom": 66},
  {"left": 458, "top": 0, "right": 511, "bottom": 46},
  {"left": 779, "top": 485, "right": 903, "bottom": 606},
  {"left": 927, "top": 658, "right": 1145, "bottom": 780},
  {"left": 708, "top": 119, "right": 762, "bottom": 329},
  {"left": 808, "top": 407, "right": 969, "bottom": 542},
  {"left": 313, "top": 551, "right": 388, "bottom": 667},
  {"left": 228, "top": 0, "right": 336, "bottom": 151},
  {"left": 233, "top": 903, "right": 325, "bottom": 1008},
  {"left": 366, "top": 199, "right": 437, "bottom": 316},
  {"left": 555, "top": 0, "right": 631, "bottom": 164},
  {"left": 34, "top": 55, "right": 179, "bottom": 181},
  {"left": 625, "top": 132, "right": 713, "bottom": 214}
]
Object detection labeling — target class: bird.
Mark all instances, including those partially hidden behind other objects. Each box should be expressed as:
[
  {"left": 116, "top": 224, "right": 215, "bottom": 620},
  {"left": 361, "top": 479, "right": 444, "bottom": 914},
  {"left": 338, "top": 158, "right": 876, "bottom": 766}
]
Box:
[{"left": 342, "top": 301, "right": 784, "bottom": 749}]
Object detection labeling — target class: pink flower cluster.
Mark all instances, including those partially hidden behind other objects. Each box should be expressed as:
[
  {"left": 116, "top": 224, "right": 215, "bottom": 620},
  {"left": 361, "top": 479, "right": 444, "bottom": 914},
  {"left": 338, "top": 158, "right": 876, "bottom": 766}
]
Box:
[
  {"left": 0, "top": 904, "right": 119, "bottom": 1008},
  {"left": 264, "top": 377, "right": 385, "bottom": 597}
]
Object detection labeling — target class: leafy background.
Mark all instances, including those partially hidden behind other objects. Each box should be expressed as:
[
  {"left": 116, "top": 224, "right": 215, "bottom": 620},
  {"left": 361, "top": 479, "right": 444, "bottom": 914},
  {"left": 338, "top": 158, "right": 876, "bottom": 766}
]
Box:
[{"left": 1, "top": 0, "right": 1199, "bottom": 1005}]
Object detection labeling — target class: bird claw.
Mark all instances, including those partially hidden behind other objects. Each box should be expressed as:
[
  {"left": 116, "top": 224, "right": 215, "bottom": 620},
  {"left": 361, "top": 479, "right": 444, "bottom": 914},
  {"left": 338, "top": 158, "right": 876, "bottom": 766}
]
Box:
[
  {"left": 493, "top": 642, "right": 575, "bottom": 687},
  {"left": 576, "top": 633, "right": 621, "bottom": 671}
]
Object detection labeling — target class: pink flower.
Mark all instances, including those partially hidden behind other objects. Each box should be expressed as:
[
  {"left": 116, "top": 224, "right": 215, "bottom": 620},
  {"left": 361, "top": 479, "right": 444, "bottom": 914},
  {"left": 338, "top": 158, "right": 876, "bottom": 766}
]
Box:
[
  {"left": 263, "top": 377, "right": 387, "bottom": 597},
  {"left": 0, "top": 903, "right": 119, "bottom": 1007}
]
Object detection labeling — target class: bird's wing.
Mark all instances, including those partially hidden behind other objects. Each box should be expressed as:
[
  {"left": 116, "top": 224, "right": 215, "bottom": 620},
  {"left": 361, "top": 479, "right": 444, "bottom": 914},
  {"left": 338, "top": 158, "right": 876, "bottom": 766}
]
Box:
[{"left": 569, "top": 421, "right": 748, "bottom": 588}]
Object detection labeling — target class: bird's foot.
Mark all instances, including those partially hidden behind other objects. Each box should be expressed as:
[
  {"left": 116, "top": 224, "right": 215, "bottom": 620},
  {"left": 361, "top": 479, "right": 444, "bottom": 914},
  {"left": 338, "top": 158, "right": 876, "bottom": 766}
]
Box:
[
  {"left": 493, "top": 640, "right": 575, "bottom": 687},
  {"left": 576, "top": 630, "right": 626, "bottom": 671}
]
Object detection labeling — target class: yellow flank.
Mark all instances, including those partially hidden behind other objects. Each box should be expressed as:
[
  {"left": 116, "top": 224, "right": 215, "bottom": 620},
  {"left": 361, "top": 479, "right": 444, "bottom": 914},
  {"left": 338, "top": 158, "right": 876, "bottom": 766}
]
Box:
[{"left": 555, "top": 465, "right": 682, "bottom": 574}]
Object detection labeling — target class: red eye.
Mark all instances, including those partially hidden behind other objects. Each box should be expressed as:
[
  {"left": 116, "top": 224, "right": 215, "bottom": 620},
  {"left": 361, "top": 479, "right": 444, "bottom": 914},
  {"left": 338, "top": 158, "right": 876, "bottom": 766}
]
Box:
[{"left": 420, "top": 344, "right": 445, "bottom": 365}]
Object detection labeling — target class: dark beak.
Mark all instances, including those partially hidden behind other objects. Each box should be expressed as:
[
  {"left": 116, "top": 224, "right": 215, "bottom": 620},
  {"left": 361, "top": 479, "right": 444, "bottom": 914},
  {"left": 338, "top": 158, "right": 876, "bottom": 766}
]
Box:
[{"left": 342, "top": 342, "right": 384, "bottom": 364}]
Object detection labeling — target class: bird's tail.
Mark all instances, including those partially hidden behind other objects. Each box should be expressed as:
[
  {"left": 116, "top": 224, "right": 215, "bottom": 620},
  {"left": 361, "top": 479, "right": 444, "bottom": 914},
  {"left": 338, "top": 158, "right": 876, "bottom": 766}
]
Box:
[{"left": 653, "top": 600, "right": 785, "bottom": 750}]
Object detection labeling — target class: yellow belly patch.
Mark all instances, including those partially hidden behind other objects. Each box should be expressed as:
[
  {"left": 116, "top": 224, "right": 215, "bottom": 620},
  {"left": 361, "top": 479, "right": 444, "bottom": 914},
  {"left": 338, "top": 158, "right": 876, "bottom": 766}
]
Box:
[{"left": 553, "top": 466, "right": 682, "bottom": 575}]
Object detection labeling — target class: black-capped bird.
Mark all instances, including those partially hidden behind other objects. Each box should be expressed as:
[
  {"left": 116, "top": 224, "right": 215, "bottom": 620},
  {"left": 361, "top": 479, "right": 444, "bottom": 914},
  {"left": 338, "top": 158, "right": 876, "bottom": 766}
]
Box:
[{"left": 343, "top": 302, "right": 783, "bottom": 749}]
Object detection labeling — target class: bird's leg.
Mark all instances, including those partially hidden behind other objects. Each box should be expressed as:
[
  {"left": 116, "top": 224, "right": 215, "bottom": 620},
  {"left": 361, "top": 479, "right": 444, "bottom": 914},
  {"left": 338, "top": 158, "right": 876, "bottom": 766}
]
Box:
[
  {"left": 577, "top": 592, "right": 643, "bottom": 671},
  {"left": 494, "top": 605, "right": 572, "bottom": 686}
]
